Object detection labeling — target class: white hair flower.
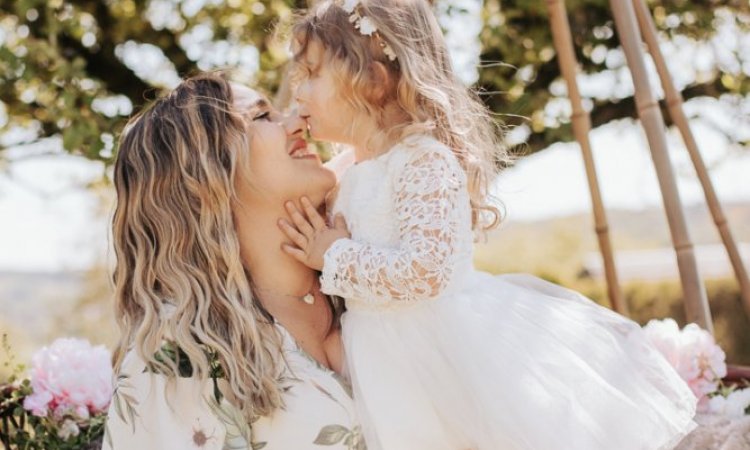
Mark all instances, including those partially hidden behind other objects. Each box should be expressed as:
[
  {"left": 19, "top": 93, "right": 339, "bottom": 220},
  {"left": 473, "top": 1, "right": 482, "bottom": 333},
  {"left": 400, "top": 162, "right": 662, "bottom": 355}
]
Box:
[
  {"left": 357, "top": 16, "right": 377, "bottom": 36},
  {"left": 338, "top": 0, "right": 398, "bottom": 61},
  {"left": 381, "top": 43, "right": 397, "bottom": 61},
  {"left": 342, "top": 0, "right": 359, "bottom": 13}
]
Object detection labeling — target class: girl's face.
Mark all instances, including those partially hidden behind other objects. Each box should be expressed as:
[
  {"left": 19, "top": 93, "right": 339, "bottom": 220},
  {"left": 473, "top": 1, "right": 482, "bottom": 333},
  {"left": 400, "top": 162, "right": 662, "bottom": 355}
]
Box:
[
  {"left": 232, "top": 84, "right": 336, "bottom": 207},
  {"left": 294, "top": 40, "right": 356, "bottom": 145}
]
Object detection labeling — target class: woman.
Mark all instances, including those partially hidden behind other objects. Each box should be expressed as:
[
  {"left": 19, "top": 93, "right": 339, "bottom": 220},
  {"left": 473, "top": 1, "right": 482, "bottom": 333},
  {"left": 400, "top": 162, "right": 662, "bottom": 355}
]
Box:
[{"left": 103, "top": 73, "right": 364, "bottom": 449}]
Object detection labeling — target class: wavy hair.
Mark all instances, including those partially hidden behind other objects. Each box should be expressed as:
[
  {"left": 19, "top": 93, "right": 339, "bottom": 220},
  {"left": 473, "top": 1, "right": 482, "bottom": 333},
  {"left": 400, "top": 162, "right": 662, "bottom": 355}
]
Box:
[
  {"left": 111, "top": 73, "right": 285, "bottom": 420},
  {"left": 292, "top": 0, "right": 511, "bottom": 231}
]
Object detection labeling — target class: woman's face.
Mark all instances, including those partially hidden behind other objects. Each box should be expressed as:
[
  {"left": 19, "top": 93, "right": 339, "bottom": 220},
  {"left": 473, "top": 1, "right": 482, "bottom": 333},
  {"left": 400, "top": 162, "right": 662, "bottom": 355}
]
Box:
[{"left": 232, "top": 84, "right": 336, "bottom": 208}]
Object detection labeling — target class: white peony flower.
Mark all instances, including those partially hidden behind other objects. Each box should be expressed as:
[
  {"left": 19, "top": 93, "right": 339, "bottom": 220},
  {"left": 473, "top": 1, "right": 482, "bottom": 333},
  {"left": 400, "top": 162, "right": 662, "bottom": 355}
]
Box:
[
  {"left": 57, "top": 418, "right": 80, "bottom": 440},
  {"left": 357, "top": 16, "right": 377, "bottom": 36},
  {"left": 707, "top": 388, "right": 750, "bottom": 418}
]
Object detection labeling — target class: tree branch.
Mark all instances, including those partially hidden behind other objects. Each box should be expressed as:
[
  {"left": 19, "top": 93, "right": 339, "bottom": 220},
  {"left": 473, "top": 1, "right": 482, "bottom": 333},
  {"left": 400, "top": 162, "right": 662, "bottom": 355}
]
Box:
[{"left": 515, "top": 78, "right": 731, "bottom": 155}]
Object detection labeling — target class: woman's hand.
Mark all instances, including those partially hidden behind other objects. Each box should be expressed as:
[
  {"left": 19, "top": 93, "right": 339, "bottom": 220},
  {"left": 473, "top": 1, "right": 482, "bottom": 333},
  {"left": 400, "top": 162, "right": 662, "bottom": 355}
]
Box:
[{"left": 278, "top": 196, "right": 350, "bottom": 271}]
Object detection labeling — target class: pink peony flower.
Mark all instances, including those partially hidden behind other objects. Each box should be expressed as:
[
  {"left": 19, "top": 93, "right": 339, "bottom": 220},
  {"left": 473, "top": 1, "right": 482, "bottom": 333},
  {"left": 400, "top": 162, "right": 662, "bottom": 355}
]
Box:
[
  {"left": 23, "top": 389, "right": 53, "bottom": 417},
  {"left": 643, "top": 319, "right": 727, "bottom": 412},
  {"left": 22, "top": 338, "right": 113, "bottom": 420},
  {"left": 641, "top": 318, "right": 682, "bottom": 368}
]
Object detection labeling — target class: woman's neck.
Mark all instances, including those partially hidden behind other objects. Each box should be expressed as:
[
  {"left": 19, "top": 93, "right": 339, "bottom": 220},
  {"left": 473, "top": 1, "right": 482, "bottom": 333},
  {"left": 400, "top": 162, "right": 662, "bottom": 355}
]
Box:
[{"left": 234, "top": 200, "right": 333, "bottom": 348}]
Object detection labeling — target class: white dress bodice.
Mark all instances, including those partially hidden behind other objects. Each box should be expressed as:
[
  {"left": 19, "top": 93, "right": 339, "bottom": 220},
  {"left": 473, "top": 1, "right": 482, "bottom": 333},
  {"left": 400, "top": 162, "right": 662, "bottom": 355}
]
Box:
[{"left": 322, "top": 134, "right": 475, "bottom": 310}]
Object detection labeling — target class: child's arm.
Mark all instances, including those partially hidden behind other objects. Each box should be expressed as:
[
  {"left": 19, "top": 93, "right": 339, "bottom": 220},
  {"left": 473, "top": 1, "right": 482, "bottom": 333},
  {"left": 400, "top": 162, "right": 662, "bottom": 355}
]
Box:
[{"left": 281, "top": 145, "right": 467, "bottom": 303}]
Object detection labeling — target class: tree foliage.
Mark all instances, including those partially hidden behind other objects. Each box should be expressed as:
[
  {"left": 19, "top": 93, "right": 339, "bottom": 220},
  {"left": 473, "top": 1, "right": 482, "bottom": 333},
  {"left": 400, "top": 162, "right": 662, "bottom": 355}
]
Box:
[
  {"left": 479, "top": 0, "right": 750, "bottom": 153},
  {"left": 0, "top": 0, "right": 748, "bottom": 164}
]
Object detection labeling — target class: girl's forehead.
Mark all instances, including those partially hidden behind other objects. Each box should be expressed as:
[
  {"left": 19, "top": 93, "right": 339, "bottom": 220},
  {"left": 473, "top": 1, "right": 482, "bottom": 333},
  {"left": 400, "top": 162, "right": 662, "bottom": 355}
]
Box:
[{"left": 295, "top": 38, "right": 325, "bottom": 67}]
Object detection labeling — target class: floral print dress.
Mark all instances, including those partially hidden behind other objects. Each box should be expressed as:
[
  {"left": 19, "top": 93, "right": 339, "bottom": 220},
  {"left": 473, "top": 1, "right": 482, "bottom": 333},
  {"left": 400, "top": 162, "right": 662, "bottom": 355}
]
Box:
[{"left": 102, "top": 325, "right": 364, "bottom": 450}]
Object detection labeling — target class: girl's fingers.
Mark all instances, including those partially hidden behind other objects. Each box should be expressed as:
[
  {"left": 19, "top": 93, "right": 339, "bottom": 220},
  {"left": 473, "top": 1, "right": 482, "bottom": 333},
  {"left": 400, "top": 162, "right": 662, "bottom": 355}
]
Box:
[
  {"left": 278, "top": 219, "right": 308, "bottom": 250},
  {"left": 301, "top": 196, "right": 327, "bottom": 230},
  {"left": 281, "top": 244, "right": 307, "bottom": 262},
  {"left": 285, "top": 201, "right": 315, "bottom": 237}
]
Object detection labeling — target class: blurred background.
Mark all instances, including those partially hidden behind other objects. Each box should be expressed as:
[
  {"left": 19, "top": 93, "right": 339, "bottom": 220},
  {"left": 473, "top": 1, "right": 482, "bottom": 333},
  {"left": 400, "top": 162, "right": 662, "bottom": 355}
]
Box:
[{"left": 0, "top": 0, "right": 748, "bottom": 377}]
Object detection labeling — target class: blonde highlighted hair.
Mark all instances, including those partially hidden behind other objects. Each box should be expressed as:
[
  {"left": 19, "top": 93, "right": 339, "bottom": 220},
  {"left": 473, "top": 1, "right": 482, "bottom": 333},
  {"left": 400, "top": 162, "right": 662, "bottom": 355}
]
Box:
[
  {"left": 111, "top": 73, "right": 285, "bottom": 420},
  {"left": 292, "top": 0, "right": 510, "bottom": 230}
]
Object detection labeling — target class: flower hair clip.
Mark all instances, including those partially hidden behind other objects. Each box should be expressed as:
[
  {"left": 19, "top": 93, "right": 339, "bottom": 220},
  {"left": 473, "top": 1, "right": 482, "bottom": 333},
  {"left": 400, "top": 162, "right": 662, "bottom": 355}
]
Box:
[{"left": 341, "top": 0, "right": 397, "bottom": 61}]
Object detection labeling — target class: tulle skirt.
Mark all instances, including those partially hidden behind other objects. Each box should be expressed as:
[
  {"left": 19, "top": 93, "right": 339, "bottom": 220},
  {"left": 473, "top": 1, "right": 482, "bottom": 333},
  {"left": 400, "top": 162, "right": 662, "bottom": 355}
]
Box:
[{"left": 341, "top": 272, "right": 698, "bottom": 450}]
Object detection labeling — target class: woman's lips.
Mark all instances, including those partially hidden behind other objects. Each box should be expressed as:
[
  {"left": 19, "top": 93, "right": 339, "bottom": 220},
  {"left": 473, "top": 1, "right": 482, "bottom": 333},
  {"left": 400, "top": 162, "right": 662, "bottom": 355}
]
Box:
[{"left": 288, "top": 138, "right": 318, "bottom": 160}]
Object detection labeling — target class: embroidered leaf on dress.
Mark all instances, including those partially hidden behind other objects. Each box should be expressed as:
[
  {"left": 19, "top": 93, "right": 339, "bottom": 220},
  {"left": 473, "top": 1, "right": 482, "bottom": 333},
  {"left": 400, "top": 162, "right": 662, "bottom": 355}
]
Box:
[
  {"left": 313, "top": 424, "right": 365, "bottom": 449},
  {"left": 314, "top": 424, "right": 350, "bottom": 445},
  {"left": 205, "top": 393, "right": 258, "bottom": 450},
  {"left": 111, "top": 373, "right": 139, "bottom": 434}
]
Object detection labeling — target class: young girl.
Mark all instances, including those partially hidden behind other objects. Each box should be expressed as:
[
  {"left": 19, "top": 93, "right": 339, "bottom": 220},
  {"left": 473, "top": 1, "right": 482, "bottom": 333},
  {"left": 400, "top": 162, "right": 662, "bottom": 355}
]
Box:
[{"left": 279, "top": 1, "right": 698, "bottom": 449}]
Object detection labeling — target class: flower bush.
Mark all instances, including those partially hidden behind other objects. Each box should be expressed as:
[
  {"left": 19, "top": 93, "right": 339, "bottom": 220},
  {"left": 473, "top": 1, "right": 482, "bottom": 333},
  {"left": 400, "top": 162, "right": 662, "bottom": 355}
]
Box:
[
  {"left": 2, "top": 318, "right": 748, "bottom": 449},
  {"left": 643, "top": 318, "right": 750, "bottom": 417},
  {"left": 1, "top": 336, "right": 112, "bottom": 450}
]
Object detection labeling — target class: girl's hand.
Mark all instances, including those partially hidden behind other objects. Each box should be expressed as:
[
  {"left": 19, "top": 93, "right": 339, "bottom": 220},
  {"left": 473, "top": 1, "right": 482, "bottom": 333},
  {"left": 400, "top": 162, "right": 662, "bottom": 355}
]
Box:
[{"left": 278, "top": 196, "right": 350, "bottom": 271}]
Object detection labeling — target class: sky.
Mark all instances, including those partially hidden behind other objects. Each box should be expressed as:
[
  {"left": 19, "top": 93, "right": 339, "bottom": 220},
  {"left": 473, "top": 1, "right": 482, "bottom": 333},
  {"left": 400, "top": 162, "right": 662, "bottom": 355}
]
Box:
[{"left": 0, "top": 0, "right": 748, "bottom": 272}]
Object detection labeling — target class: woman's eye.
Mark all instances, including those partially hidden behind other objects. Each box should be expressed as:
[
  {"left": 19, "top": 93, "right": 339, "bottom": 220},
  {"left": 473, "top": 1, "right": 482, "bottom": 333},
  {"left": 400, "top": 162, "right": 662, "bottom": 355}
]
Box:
[{"left": 253, "top": 111, "right": 271, "bottom": 121}]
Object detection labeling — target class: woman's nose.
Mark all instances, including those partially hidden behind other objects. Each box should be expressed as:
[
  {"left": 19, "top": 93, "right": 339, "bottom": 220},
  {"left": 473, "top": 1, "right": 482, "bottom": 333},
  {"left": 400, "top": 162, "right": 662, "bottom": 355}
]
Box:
[{"left": 282, "top": 109, "right": 306, "bottom": 137}]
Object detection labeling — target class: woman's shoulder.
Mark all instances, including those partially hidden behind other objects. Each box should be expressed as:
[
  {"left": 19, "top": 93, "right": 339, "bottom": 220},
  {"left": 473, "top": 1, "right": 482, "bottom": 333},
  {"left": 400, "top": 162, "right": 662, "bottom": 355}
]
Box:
[{"left": 103, "top": 347, "right": 237, "bottom": 450}]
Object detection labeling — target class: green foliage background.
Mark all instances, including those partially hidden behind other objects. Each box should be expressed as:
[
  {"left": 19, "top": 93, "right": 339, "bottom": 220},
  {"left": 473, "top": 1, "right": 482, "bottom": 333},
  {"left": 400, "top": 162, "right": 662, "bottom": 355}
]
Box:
[{"left": 0, "top": 0, "right": 748, "bottom": 163}]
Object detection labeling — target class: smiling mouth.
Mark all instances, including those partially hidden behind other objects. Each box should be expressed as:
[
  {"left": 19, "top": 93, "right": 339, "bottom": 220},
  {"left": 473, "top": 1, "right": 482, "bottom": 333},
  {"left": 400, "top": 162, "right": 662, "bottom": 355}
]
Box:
[{"left": 288, "top": 139, "right": 316, "bottom": 159}]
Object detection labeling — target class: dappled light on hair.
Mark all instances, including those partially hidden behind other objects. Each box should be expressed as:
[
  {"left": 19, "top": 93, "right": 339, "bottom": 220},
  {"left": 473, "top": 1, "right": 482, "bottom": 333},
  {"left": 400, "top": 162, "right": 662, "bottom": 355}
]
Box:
[
  {"left": 292, "top": 0, "right": 513, "bottom": 232},
  {"left": 111, "top": 72, "right": 286, "bottom": 422}
]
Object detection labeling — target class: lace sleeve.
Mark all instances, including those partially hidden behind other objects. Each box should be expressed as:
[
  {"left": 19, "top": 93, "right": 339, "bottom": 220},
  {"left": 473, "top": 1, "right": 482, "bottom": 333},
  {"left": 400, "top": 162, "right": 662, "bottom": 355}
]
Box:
[{"left": 319, "top": 144, "right": 466, "bottom": 303}]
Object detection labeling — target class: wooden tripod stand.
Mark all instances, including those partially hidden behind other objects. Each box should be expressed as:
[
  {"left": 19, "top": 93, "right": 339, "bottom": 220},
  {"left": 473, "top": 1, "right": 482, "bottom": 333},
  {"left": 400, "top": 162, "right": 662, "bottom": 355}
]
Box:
[{"left": 546, "top": 0, "right": 750, "bottom": 336}]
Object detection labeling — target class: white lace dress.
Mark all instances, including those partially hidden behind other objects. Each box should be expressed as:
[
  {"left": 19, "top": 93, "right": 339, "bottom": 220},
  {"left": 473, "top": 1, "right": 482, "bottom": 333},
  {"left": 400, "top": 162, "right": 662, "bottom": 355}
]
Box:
[{"left": 321, "top": 134, "right": 698, "bottom": 450}]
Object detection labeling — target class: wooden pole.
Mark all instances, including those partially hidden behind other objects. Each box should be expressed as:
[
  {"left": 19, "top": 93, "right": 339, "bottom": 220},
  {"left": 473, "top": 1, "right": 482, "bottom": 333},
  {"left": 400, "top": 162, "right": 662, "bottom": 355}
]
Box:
[
  {"left": 633, "top": 0, "right": 750, "bottom": 322},
  {"left": 609, "top": 0, "right": 714, "bottom": 333},
  {"left": 546, "top": 0, "right": 627, "bottom": 315}
]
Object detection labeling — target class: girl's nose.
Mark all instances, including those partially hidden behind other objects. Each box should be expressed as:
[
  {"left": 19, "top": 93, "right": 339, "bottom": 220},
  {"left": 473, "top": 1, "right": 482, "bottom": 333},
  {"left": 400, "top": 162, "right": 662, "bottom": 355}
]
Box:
[{"left": 294, "top": 79, "right": 309, "bottom": 105}]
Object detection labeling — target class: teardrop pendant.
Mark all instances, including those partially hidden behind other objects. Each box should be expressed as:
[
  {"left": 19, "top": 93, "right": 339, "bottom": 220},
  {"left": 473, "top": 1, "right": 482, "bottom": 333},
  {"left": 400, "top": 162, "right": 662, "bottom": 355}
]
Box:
[{"left": 302, "top": 293, "right": 315, "bottom": 305}]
